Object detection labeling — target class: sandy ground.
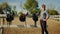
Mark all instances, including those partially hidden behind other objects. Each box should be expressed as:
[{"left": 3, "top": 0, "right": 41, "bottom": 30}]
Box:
[{"left": 0, "top": 17, "right": 60, "bottom": 34}]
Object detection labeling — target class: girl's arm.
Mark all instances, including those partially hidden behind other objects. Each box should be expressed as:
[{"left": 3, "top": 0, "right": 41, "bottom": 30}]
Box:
[{"left": 43, "top": 12, "right": 50, "bottom": 21}]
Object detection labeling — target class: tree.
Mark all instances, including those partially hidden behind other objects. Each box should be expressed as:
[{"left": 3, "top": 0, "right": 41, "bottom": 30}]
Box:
[
  {"left": 1, "top": 2, "right": 9, "bottom": 9},
  {"left": 0, "top": 2, "right": 11, "bottom": 14},
  {"left": 24, "top": 0, "right": 38, "bottom": 13},
  {"left": 0, "top": 9, "right": 4, "bottom": 14},
  {"left": 18, "top": 11, "right": 23, "bottom": 14},
  {"left": 47, "top": 9, "right": 59, "bottom": 15},
  {"left": 12, "top": 6, "right": 17, "bottom": 16},
  {"left": 30, "top": 8, "right": 41, "bottom": 14}
]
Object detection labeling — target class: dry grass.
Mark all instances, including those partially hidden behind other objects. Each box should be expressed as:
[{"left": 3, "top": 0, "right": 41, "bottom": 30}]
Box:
[
  {"left": 4, "top": 28, "right": 41, "bottom": 34},
  {"left": 0, "top": 17, "right": 60, "bottom": 34}
]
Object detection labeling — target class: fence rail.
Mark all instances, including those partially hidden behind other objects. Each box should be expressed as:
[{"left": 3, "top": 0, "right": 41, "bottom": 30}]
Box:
[{"left": 50, "top": 15, "right": 60, "bottom": 21}]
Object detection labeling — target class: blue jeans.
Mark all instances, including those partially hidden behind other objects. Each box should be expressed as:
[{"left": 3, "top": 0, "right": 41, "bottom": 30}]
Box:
[{"left": 40, "top": 20, "right": 48, "bottom": 34}]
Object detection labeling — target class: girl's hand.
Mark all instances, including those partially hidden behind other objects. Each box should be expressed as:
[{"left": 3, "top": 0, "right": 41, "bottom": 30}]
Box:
[{"left": 43, "top": 19, "right": 47, "bottom": 21}]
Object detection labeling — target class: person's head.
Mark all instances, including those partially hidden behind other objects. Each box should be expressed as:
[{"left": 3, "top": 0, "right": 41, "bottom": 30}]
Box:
[{"left": 41, "top": 4, "right": 46, "bottom": 11}]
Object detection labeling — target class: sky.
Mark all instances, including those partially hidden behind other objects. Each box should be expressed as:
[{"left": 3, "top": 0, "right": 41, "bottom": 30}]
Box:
[{"left": 0, "top": 0, "right": 60, "bottom": 13}]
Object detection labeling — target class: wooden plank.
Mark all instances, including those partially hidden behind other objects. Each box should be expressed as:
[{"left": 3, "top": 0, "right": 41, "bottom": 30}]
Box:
[{"left": 0, "top": 14, "right": 6, "bottom": 18}]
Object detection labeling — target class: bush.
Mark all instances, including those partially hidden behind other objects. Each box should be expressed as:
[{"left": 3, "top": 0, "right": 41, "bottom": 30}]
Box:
[{"left": 47, "top": 9, "right": 59, "bottom": 15}]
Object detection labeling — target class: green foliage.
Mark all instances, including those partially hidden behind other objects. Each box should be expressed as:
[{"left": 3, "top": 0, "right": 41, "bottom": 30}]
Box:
[
  {"left": 24, "top": 0, "right": 38, "bottom": 10},
  {"left": 12, "top": 6, "right": 17, "bottom": 16},
  {"left": 18, "top": 11, "right": 23, "bottom": 14},
  {"left": 47, "top": 9, "right": 59, "bottom": 15},
  {"left": 0, "top": 2, "right": 11, "bottom": 14},
  {"left": 0, "top": 2, "right": 9, "bottom": 9},
  {"left": 24, "top": 0, "right": 39, "bottom": 14},
  {"left": 13, "top": 6, "right": 16, "bottom": 10},
  {"left": 30, "top": 8, "right": 41, "bottom": 14},
  {"left": 12, "top": 10, "right": 17, "bottom": 16},
  {"left": 0, "top": 9, "right": 4, "bottom": 14},
  {"left": 0, "top": 2, "right": 17, "bottom": 15}
]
